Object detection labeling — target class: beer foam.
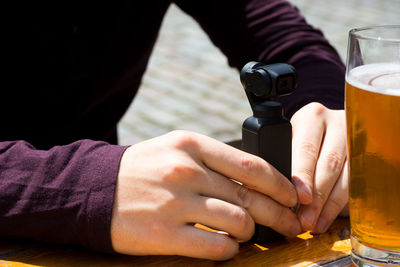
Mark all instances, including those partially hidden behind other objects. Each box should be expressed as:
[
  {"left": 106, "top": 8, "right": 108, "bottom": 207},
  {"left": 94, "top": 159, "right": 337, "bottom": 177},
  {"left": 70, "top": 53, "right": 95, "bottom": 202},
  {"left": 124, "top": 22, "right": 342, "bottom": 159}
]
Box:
[{"left": 346, "top": 63, "right": 400, "bottom": 96}]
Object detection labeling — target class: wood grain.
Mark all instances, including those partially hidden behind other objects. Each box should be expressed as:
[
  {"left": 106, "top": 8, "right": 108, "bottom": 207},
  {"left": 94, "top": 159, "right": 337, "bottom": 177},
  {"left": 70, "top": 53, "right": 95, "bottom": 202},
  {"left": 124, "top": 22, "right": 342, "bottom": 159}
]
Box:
[{"left": 0, "top": 218, "right": 351, "bottom": 267}]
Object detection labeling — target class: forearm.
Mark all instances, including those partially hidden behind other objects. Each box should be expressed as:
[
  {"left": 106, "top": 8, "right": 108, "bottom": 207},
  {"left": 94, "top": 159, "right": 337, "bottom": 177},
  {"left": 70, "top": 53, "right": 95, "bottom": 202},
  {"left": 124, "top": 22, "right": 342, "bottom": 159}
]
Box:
[
  {"left": 175, "top": 0, "right": 345, "bottom": 117},
  {"left": 243, "top": 0, "right": 345, "bottom": 117},
  {"left": 0, "top": 140, "right": 127, "bottom": 253}
]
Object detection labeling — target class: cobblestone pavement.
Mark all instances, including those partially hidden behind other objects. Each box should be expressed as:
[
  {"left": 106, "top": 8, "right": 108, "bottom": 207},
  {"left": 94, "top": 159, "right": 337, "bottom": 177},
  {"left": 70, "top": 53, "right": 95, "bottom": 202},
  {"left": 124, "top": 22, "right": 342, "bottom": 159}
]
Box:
[{"left": 118, "top": 0, "right": 399, "bottom": 145}]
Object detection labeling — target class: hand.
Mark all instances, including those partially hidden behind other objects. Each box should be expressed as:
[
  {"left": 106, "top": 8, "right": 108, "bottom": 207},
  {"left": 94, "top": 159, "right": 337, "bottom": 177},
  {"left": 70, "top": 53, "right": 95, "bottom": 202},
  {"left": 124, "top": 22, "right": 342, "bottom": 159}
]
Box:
[
  {"left": 291, "top": 102, "right": 349, "bottom": 234},
  {"left": 111, "top": 130, "right": 300, "bottom": 260}
]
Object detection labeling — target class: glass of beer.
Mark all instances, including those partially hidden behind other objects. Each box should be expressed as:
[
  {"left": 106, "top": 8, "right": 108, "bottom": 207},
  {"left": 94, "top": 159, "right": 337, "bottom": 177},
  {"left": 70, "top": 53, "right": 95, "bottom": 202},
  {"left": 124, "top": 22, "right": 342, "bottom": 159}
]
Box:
[{"left": 345, "top": 25, "right": 400, "bottom": 266}]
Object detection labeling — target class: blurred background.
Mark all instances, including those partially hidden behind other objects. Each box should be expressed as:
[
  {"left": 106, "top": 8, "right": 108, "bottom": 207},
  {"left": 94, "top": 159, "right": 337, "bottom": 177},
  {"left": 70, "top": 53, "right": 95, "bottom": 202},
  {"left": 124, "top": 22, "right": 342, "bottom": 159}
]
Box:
[{"left": 118, "top": 0, "right": 399, "bottom": 145}]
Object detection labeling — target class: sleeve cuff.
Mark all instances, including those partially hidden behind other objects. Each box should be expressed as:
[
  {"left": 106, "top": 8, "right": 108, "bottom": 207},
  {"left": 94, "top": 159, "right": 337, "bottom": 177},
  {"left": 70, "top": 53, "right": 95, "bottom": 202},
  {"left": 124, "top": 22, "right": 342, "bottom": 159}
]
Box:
[{"left": 81, "top": 143, "right": 129, "bottom": 253}]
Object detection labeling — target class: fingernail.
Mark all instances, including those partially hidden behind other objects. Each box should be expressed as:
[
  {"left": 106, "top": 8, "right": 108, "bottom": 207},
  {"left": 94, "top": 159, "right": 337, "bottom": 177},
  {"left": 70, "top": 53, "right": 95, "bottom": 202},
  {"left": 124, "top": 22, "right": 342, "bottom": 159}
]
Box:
[
  {"left": 292, "top": 176, "right": 312, "bottom": 204},
  {"left": 290, "top": 220, "right": 302, "bottom": 237},
  {"left": 300, "top": 209, "right": 315, "bottom": 230},
  {"left": 315, "top": 217, "right": 328, "bottom": 233}
]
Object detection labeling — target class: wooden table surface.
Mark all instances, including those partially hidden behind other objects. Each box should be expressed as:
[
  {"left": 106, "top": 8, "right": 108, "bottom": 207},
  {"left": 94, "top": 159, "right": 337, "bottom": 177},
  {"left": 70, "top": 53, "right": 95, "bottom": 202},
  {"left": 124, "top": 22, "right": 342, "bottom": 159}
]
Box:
[{"left": 0, "top": 218, "right": 353, "bottom": 267}]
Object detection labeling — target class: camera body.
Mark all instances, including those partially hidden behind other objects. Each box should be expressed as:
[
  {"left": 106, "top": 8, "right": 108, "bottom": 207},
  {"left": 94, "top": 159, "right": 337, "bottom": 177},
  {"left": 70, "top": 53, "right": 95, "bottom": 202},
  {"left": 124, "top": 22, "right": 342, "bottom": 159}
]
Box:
[{"left": 240, "top": 61, "right": 297, "bottom": 243}]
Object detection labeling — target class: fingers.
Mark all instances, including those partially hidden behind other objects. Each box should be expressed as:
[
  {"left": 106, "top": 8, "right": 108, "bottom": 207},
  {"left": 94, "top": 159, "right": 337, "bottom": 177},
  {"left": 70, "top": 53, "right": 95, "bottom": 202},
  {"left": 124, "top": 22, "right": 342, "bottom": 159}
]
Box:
[
  {"left": 178, "top": 187, "right": 302, "bottom": 260},
  {"left": 195, "top": 169, "right": 301, "bottom": 237},
  {"left": 190, "top": 133, "right": 297, "bottom": 208},
  {"left": 188, "top": 196, "right": 255, "bottom": 241},
  {"left": 291, "top": 104, "right": 325, "bottom": 205},
  {"left": 114, "top": 131, "right": 301, "bottom": 260},
  {"left": 297, "top": 111, "right": 347, "bottom": 231},
  {"left": 313, "top": 162, "right": 348, "bottom": 233},
  {"left": 173, "top": 225, "right": 239, "bottom": 261},
  {"left": 163, "top": 131, "right": 300, "bottom": 237}
]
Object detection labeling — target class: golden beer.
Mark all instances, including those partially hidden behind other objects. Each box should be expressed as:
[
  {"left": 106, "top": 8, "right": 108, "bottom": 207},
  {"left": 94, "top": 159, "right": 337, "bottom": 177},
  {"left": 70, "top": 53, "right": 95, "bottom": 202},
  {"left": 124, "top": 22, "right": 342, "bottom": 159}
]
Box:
[{"left": 346, "top": 63, "right": 400, "bottom": 251}]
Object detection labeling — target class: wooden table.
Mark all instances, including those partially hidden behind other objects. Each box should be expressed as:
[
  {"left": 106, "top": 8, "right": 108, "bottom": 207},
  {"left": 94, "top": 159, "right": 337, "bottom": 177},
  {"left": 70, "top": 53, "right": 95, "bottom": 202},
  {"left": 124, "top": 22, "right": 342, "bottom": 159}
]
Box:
[{"left": 0, "top": 218, "right": 353, "bottom": 267}]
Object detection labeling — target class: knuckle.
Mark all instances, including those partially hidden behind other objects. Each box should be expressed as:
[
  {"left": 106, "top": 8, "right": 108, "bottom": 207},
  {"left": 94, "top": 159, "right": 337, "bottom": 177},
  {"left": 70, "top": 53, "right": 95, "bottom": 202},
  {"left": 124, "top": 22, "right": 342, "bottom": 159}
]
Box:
[
  {"left": 292, "top": 102, "right": 325, "bottom": 122},
  {"left": 161, "top": 160, "right": 200, "bottom": 183},
  {"left": 231, "top": 207, "right": 252, "bottom": 234},
  {"left": 212, "top": 237, "right": 233, "bottom": 258},
  {"left": 236, "top": 185, "right": 251, "bottom": 208},
  {"left": 240, "top": 154, "right": 263, "bottom": 177},
  {"left": 168, "top": 130, "right": 200, "bottom": 151},
  {"left": 300, "top": 141, "right": 319, "bottom": 162},
  {"left": 240, "top": 154, "right": 254, "bottom": 170},
  {"left": 309, "top": 102, "right": 326, "bottom": 117},
  {"left": 323, "top": 152, "right": 344, "bottom": 173}
]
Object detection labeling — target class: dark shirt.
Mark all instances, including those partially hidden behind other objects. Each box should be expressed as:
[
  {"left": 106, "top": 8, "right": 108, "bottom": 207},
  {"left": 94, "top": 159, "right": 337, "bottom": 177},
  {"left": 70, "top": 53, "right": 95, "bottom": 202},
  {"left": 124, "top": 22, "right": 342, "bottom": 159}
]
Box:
[{"left": 0, "top": 0, "right": 345, "bottom": 253}]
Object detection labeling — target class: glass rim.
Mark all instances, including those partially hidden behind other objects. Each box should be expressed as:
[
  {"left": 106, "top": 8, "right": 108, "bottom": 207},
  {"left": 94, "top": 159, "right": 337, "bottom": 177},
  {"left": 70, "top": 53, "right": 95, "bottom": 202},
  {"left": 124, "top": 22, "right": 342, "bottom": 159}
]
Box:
[{"left": 349, "top": 25, "right": 400, "bottom": 43}]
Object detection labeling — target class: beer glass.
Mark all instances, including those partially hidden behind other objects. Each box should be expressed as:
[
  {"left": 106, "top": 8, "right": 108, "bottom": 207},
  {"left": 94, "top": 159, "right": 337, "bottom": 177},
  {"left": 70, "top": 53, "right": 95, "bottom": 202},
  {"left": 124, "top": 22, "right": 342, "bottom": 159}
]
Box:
[{"left": 345, "top": 25, "right": 400, "bottom": 266}]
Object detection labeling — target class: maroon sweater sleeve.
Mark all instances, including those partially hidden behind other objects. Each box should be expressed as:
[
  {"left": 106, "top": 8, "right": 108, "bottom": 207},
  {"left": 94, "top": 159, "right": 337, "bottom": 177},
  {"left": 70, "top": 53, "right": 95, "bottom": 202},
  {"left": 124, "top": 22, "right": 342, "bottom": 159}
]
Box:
[
  {"left": 175, "top": 0, "right": 345, "bottom": 118},
  {"left": 0, "top": 140, "right": 127, "bottom": 253}
]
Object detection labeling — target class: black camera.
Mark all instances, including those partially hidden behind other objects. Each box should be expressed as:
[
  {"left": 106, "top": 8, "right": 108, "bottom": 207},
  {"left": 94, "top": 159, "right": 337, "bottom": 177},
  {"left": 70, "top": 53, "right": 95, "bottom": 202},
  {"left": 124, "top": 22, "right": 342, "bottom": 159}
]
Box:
[{"left": 240, "top": 61, "right": 297, "bottom": 243}]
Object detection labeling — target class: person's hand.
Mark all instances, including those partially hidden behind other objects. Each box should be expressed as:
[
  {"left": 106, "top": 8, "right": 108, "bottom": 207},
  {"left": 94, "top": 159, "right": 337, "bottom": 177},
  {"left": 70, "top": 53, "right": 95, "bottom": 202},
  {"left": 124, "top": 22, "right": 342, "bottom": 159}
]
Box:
[
  {"left": 111, "top": 130, "right": 300, "bottom": 260},
  {"left": 291, "top": 102, "right": 349, "bottom": 234}
]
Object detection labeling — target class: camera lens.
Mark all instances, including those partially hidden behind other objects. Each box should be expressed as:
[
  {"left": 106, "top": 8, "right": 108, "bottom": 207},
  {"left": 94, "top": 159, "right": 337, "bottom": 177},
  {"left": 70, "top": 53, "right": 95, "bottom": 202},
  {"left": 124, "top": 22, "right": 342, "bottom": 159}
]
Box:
[{"left": 243, "top": 69, "right": 272, "bottom": 98}]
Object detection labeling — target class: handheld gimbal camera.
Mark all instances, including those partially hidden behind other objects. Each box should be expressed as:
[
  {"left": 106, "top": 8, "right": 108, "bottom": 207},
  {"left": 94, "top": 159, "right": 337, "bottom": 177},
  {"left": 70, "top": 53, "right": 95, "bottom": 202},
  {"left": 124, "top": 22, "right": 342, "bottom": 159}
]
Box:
[{"left": 240, "top": 61, "right": 297, "bottom": 243}]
